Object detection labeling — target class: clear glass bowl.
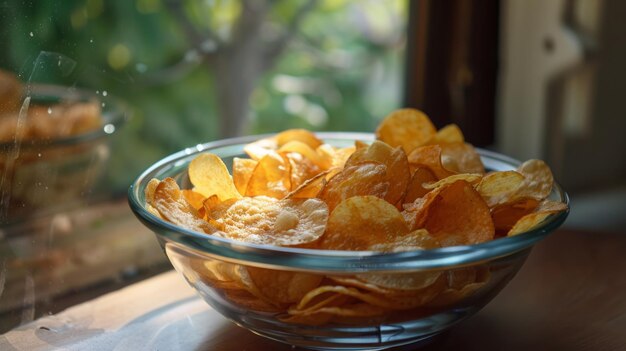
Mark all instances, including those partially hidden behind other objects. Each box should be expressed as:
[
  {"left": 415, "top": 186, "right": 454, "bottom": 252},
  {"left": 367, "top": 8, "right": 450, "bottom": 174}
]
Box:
[
  {"left": 128, "top": 133, "right": 569, "bottom": 351},
  {"left": 0, "top": 84, "right": 128, "bottom": 224}
]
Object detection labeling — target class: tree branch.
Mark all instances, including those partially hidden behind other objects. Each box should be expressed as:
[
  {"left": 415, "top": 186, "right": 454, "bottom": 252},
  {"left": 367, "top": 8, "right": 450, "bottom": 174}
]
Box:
[{"left": 261, "top": 0, "right": 318, "bottom": 70}]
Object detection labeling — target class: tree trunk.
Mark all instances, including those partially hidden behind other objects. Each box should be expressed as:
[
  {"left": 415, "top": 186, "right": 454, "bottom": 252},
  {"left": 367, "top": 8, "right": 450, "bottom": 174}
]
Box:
[{"left": 213, "top": 50, "right": 259, "bottom": 138}]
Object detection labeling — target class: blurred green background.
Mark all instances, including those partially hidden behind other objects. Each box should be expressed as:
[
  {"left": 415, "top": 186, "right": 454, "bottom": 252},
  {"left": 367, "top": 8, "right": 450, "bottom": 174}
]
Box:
[{"left": 0, "top": 0, "right": 407, "bottom": 193}]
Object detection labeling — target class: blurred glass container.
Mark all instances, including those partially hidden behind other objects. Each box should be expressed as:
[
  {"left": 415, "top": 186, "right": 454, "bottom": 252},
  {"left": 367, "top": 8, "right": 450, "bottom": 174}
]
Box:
[{"left": 0, "top": 84, "right": 128, "bottom": 224}]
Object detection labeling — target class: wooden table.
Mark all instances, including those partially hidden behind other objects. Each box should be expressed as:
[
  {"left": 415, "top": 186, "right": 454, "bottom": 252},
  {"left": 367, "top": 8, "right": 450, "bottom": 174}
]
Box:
[{"left": 2, "top": 229, "right": 625, "bottom": 351}]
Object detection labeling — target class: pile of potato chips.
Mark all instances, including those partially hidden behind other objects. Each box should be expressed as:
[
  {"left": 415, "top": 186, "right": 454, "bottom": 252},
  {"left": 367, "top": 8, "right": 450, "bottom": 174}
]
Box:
[{"left": 146, "top": 108, "right": 567, "bottom": 325}]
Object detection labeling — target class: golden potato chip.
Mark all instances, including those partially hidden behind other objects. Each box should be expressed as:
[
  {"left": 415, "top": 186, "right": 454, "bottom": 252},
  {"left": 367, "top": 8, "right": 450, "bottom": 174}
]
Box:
[
  {"left": 356, "top": 269, "right": 442, "bottom": 292},
  {"left": 422, "top": 173, "right": 482, "bottom": 190},
  {"left": 402, "top": 186, "right": 446, "bottom": 231},
  {"left": 368, "top": 229, "right": 440, "bottom": 252},
  {"left": 189, "top": 153, "right": 242, "bottom": 201},
  {"left": 507, "top": 200, "right": 568, "bottom": 236},
  {"left": 403, "top": 167, "right": 437, "bottom": 204},
  {"left": 320, "top": 196, "right": 409, "bottom": 251},
  {"left": 426, "top": 266, "right": 491, "bottom": 307},
  {"left": 145, "top": 178, "right": 160, "bottom": 203},
  {"left": 515, "top": 159, "right": 554, "bottom": 200},
  {"left": 232, "top": 157, "right": 257, "bottom": 196},
  {"left": 243, "top": 137, "right": 277, "bottom": 160},
  {"left": 316, "top": 144, "right": 356, "bottom": 169},
  {"left": 145, "top": 178, "right": 162, "bottom": 217},
  {"left": 440, "top": 142, "right": 485, "bottom": 174},
  {"left": 245, "top": 152, "right": 292, "bottom": 198},
  {"left": 345, "top": 140, "right": 410, "bottom": 206},
  {"left": 354, "top": 140, "right": 369, "bottom": 150},
  {"left": 285, "top": 152, "right": 322, "bottom": 190},
  {"left": 182, "top": 189, "right": 205, "bottom": 211},
  {"left": 284, "top": 168, "right": 339, "bottom": 200},
  {"left": 279, "top": 140, "right": 328, "bottom": 169},
  {"left": 244, "top": 267, "right": 323, "bottom": 304},
  {"left": 407, "top": 145, "right": 454, "bottom": 180},
  {"left": 429, "top": 124, "right": 464, "bottom": 144},
  {"left": 275, "top": 128, "right": 323, "bottom": 149},
  {"left": 210, "top": 196, "right": 328, "bottom": 246},
  {"left": 422, "top": 180, "right": 494, "bottom": 246},
  {"left": 151, "top": 178, "right": 217, "bottom": 234},
  {"left": 491, "top": 197, "right": 539, "bottom": 232},
  {"left": 375, "top": 108, "right": 436, "bottom": 154},
  {"left": 476, "top": 170, "right": 525, "bottom": 207},
  {"left": 318, "top": 162, "right": 390, "bottom": 212},
  {"left": 222, "top": 288, "right": 283, "bottom": 313}
]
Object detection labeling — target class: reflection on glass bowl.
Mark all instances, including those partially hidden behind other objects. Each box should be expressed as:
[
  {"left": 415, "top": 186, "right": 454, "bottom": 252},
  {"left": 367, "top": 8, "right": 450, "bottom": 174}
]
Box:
[
  {"left": 0, "top": 84, "right": 128, "bottom": 224},
  {"left": 128, "top": 134, "right": 569, "bottom": 351}
]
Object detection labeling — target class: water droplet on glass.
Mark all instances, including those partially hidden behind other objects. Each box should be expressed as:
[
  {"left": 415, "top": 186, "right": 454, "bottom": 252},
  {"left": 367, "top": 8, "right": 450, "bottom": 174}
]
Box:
[
  {"left": 38, "top": 153, "right": 41, "bottom": 157},
  {"left": 47, "top": 107, "right": 52, "bottom": 114},
  {"left": 29, "top": 32, "right": 33, "bottom": 37},
  {"left": 102, "top": 91, "right": 108, "bottom": 97},
  {"left": 90, "top": 39, "right": 93, "bottom": 43},
  {"left": 101, "top": 102, "right": 106, "bottom": 108},
  {"left": 103, "top": 124, "right": 115, "bottom": 134},
  {"left": 96, "top": 90, "right": 100, "bottom": 95}
]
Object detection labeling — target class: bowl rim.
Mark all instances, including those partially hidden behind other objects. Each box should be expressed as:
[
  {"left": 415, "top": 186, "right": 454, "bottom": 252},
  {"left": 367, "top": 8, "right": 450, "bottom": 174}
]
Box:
[
  {"left": 0, "top": 83, "right": 129, "bottom": 152},
  {"left": 128, "top": 132, "right": 569, "bottom": 272}
]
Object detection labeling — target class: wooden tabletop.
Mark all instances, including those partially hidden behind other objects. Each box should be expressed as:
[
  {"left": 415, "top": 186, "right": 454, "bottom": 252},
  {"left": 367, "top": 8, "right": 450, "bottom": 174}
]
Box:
[{"left": 1, "top": 229, "right": 625, "bottom": 351}]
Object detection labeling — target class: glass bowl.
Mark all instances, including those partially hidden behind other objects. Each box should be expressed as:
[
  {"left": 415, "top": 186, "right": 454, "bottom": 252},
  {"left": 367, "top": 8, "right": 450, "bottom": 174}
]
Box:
[
  {"left": 128, "top": 133, "right": 569, "bottom": 351},
  {"left": 0, "top": 84, "right": 128, "bottom": 224}
]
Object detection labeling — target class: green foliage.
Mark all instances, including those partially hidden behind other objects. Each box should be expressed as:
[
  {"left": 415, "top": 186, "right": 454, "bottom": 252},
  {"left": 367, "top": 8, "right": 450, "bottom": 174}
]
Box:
[{"left": 1, "top": 0, "right": 407, "bottom": 194}]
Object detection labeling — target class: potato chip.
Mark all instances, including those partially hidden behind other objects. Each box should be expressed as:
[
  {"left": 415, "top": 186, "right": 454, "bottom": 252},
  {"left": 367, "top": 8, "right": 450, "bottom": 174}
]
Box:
[
  {"left": 210, "top": 196, "right": 328, "bottom": 246},
  {"left": 182, "top": 189, "right": 205, "bottom": 211},
  {"left": 491, "top": 197, "right": 539, "bottom": 232},
  {"left": 232, "top": 157, "right": 258, "bottom": 196},
  {"left": 407, "top": 145, "right": 454, "bottom": 179},
  {"left": 403, "top": 167, "right": 437, "bottom": 204},
  {"left": 402, "top": 186, "right": 446, "bottom": 231},
  {"left": 245, "top": 152, "right": 292, "bottom": 198},
  {"left": 318, "top": 162, "right": 390, "bottom": 212},
  {"left": 507, "top": 200, "right": 568, "bottom": 236},
  {"left": 428, "top": 124, "right": 464, "bottom": 144},
  {"left": 145, "top": 178, "right": 162, "bottom": 218},
  {"left": 244, "top": 267, "right": 323, "bottom": 304},
  {"left": 368, "top": 229, "right": 440, "bottom": 252},
  {"left": 284, "top": 168, "right": 339, "bottom": 200},
  {"left": 243, "top": 137, "right": 277, "bottom": 160},
  {"left": 279, "top": 140, "right": 328, "bottom": 170},
  {"left": 440, "top": 142, "right": 485, "bottom": 174},
  {"left": 354, "top": 140, "right": 369, "bottom": 150},
  {"left": 422, "top": 180, "right": 494, "bottom": 246},
  {"left": 476, "top": 170, "right": 525, "bottom": 207},
  {"left": 151, "top": 178, "right": 218, "bottom": 234},
  {"left": 320, "top": 196, "right": 409, "bottom": 251},
  {"left": 515, "top": 159, "right": 554, "bottom": 200},
  {"left": 285, "top": 152, "right": 322, "bottom": 190},
  {"left": 375, "top": 108, "right": 436, "bottom": 154},
  {"left": 223, "top": 288, "right": 284, "bottom": 313},
  {"left": 275, "top": 128, "right": 323, "bottom": 149},
  {"left": 345, "top": 140, "right": 410, "bottom": 206},
  {"left": 189, "top": 153, "right": 242, "bottom": 201},
  {"left": 426, "top": 266, "right": 491, "bottom": 307},
  {"left": 356, "top": 270, "right": 442, "bottom": 292},
  {"left": 422, "top": 173, "right": 482, "bottom": 190},
  {"left": 316, "top": 144, "right": 356, "bottom": 169},
  {"left": 292, "top": 284, "right": 439, "bottom": 311}
]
